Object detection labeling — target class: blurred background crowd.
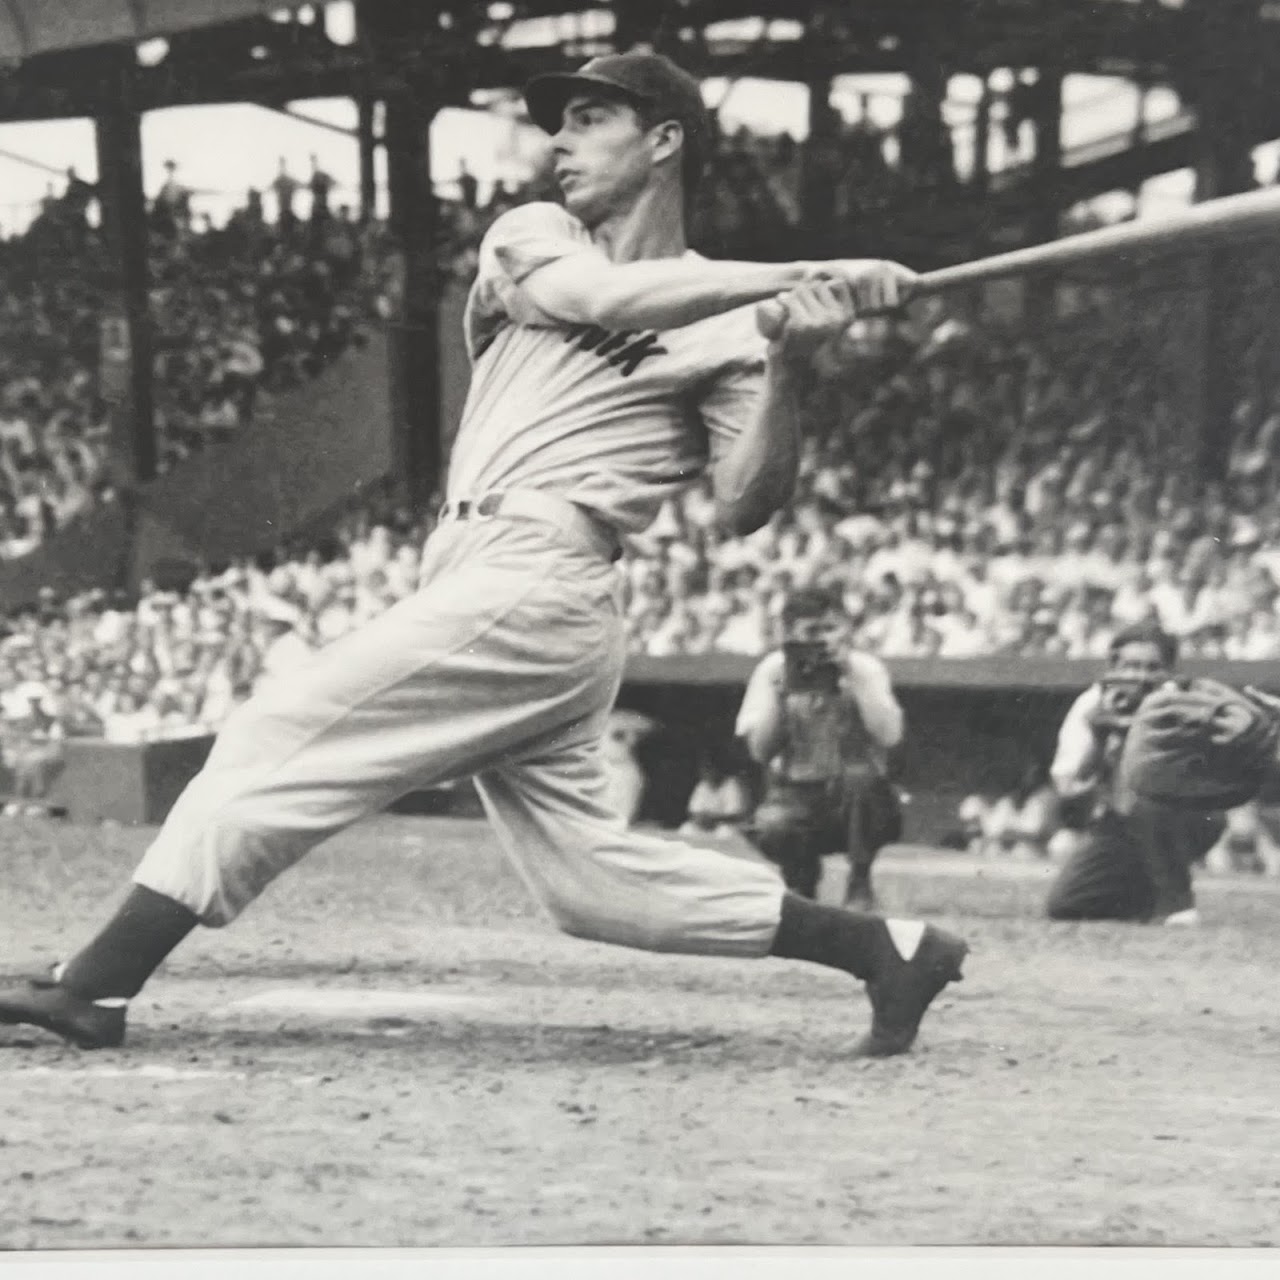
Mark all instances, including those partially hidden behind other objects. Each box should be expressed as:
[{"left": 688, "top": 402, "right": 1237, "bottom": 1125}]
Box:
[
  {"left": 623, "top": 252, "right": 1280, "bottom": 664},
  {"left": 3, "top": 121, "right": 1280, "bottom": 874},
  {"left": 0, "top": 152, "right": 400, "bottom": 560}
]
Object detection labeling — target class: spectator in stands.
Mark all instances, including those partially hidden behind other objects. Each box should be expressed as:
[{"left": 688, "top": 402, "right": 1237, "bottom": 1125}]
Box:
[
  {"left": 1, "top": 682, "right": 65, "bottom": 814},
  {"left": 599, "top": 709, "right": 656, "bottom": 827},
  {"left": 981, "top": 761, "right": 1060, "bottom": 860},
  {"left": 151, "top": 160, "right": 190, "bottom": 239},
  {"left": 272, "top": 157, "right": 300, "bottom": 232},
  {"left": 308, "top": 154, "right": 335, "bottom": 226},
  {"left": 679, "top": 741, "right": 753, "bottom": 841}
]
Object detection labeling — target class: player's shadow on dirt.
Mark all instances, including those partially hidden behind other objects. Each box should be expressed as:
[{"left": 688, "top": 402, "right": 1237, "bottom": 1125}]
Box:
[
  {"left": 173, "top": 955, "right": 823, "bottom": 999},
  {"left": 129, "top": 1017, "right": 883, "bottom": 1069},
  {"left": 183, "top": 957, "right": 582, "bottom": 985}
]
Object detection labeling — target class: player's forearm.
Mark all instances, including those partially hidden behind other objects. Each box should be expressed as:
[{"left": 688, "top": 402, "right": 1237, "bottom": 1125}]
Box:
[
  {"left": 736, "top": 696, "right": 785, "bottom": 762},
  {"left": 1050, "top": 748, "right": 1100, "bottom": 797},
  {"left": 710, "top": 358, "right": 803, "bottom": 537},
  {"left": 735, "top": 653, "right": 786, "bottom": 762},
  {"left": 738, "top": 723, "right": 782, "bottom": 765},
  {"left": 539, "top": 257, "right": 813, "bottom": 332},
  {"left": 864, "top": 698, "right": 905, "bottom": 752},
  {"left": 845, "top": 655, "right": 905, "bottom": 749},
  {"left": 1050, "top": 695, "right": 1103, "bottom": 796}
]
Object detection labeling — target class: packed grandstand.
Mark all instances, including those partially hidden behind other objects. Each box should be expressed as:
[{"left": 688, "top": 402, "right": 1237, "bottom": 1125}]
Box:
[{"left": 4, "top": 125, "right": 1280, "bottom": 757}]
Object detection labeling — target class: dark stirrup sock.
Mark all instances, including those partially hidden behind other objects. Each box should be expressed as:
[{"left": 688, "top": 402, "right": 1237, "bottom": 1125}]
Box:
[
  {"left": 768, "top": 891, "right": 895, "bottom": 980},
  {"left": 57, "top": 885, "right": 199, "bottom": 1001}
]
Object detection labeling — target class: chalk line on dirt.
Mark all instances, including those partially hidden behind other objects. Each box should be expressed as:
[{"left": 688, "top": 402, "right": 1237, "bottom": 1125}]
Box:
[
  {"left": 7, "top": 1063, "right": 249, "bottom": 1081},
  {"left": 221, "top": 987, "right": 499, "bottom": 1018}
]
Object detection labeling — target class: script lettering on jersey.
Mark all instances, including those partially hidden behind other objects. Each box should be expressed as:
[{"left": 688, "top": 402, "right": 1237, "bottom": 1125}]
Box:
[{"left": 563, "top": 324, "right": 668, "bottom": 377}]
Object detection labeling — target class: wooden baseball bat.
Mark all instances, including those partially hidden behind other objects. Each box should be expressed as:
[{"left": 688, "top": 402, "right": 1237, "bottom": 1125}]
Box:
[
  {"left": 915, "top": 184, "right": 1280, "bottom": 294},
  {"left": 757, "top": 186, "right": 1280, "bottom": 336}
]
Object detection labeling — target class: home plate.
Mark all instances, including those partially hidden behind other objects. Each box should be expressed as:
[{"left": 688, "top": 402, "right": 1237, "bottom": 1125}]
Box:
[{"left": 225, "top": 988, "right": 498, "bottom": 1020}]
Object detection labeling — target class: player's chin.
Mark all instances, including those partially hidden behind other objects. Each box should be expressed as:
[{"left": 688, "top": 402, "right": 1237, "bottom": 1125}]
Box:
[{"left": 561, "top": 187, "right": 602, "bottom": 226}]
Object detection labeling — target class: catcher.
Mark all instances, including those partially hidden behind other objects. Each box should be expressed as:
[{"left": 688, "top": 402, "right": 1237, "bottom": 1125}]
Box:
[
  {"left": 735, "top": 586, "right": 904, "bottom": 907},
  {"left": 1045, "top": 622, "right": 1225, "bottom": 924},
  {"left": 1122, "top": 673, "right": 1280, "bottom": 837}
]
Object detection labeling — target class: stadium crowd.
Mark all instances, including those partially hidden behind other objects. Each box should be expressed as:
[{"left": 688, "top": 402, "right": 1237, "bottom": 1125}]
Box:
[
  {"left": 5, "top": 121, "right": 1280, "bottom": 873},
  {"left": 8, "top": 227, "right": 1280, "bottom": 726},
  {"left": 0, "top": 497, "right": 432, "bottom": 786},
  {"left": 0, "top": 156, "right": 398, "bottom": 562},
  {"left": 623, "top": 276, "right": 1280, "bottom": 663}
]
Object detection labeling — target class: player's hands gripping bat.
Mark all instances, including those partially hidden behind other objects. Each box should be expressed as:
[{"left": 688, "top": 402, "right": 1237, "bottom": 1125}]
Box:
[
  {"left": 756, "top": 278, "right": 858, "bottom": 365},
  {"left": 1120, "top": 677, "right": 1280, "bottom": 810},
  {"left": 756, "top": 261, "right": 915, "bottom": 363}
]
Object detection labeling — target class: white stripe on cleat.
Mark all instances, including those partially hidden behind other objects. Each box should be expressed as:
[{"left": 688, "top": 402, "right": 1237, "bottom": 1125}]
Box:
[{"left": 885, "top": 919, "right": 925, "bottom": 961}]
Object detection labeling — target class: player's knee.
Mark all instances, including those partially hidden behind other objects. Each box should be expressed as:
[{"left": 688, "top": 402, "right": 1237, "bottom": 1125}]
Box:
[{"left": 171, "top": 783, "right": 310, "bottom": 886}]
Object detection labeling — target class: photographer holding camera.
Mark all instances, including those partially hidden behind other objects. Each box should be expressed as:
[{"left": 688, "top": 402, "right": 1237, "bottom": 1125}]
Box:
[
  {"left": 735, "top": 587, "right": 905, "bottom": 907},
  {"left": 1045, "top": 621, "right": 1224, "bottom": 923}
]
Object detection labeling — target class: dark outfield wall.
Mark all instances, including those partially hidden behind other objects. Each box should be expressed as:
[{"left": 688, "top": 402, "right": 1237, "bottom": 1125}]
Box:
[
  {"left": 617, "top": 659, "right": 1079, "bottom": 835},
  {"left": 617, "top": 657, "right": 1280, "bottom": 837},
  {"left": 22, "top": 658, "right": 1280, "bottom": 838}
]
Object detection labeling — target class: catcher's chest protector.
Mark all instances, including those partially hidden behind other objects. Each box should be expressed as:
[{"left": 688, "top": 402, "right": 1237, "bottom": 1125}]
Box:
[{"left": 777, "top": 689, "right": 873, "bottom": 784}]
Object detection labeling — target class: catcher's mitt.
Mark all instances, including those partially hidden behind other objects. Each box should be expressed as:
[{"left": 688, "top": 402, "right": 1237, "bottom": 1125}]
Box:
[{"left": 1120, "top": 678, "right": 1280, "bottom": 811}]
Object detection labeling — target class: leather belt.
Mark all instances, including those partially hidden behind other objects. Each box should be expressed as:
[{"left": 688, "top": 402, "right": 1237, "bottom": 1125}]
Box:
[{"left": 438, "top": 489, "right": 621, "bottom": 562}]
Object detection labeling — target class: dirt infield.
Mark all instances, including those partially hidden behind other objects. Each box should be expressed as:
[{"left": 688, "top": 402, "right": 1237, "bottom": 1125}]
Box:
[{"left": 2, "top": 815, "right": 1279, "bottom": 1249}]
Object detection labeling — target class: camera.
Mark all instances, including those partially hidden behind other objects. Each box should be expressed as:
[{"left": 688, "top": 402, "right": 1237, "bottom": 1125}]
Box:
[
  {"left": 782, "top": 639, "right": 842, "bottom": 694},
  {"left": 1097, "top": 672, "right": 1160, "bottom": 725}
]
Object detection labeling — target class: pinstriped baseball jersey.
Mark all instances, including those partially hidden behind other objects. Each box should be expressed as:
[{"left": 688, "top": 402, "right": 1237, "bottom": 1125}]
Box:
[{"left": 450, "top": 201, "right": 768, "bottom": 534}]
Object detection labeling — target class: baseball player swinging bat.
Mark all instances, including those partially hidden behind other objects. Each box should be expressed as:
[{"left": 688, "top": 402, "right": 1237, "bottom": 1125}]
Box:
[{"left": 0, "top": 51, "right": 966, "bottom": 1057}]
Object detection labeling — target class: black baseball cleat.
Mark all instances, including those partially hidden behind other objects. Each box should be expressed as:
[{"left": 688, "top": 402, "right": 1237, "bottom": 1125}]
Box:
[
  {"left": 855, "top": 922, "right": 968, "bottom": 1058},
  {"left": 0, "top": 975, "right": 127, "bottom": 1049}
]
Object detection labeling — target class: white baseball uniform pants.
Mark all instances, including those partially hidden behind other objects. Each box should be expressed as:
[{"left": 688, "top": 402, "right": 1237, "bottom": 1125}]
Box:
[{"left": 133, "top": 501, "right": 785, "bottom": 956}]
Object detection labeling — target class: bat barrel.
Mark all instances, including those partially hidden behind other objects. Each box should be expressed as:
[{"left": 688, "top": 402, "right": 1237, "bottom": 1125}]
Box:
[{"left": 914, "top": 186, "right": 1280, "bottom": 296}]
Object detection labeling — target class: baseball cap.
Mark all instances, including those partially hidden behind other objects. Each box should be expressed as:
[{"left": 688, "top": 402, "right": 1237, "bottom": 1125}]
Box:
[{"left": 524, "top": 51, "right": 711, "bottom": 182}]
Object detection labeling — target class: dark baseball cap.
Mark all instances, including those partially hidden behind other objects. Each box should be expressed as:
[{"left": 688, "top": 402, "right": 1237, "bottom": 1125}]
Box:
[{"left": 524, "top": 51, "right": 711, "bottom": 181}]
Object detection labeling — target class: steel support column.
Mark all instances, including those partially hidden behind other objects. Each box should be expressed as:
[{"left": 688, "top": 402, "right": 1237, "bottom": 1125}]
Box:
[
  {"left": 1191, "top": 0, "right": 1263, "bottom": 478},
  {"left": 1025, "top": 65, "right": 1064, "bottom": 326},
  {"left": 385, "top": 86, "right": 441, "bottom": 508},
  {"left": 94, "top": 52, "right": 156, "bottom": 485}
]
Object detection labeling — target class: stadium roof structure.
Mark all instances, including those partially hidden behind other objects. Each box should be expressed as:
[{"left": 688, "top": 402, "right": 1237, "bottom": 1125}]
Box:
[
  {"left": 0, "top": 0, "right": 314, "bottom": 62},
  {"left": 1, "top": 0, "right": 1270, "bottom": 216},
  {"left": 0, "top": 1, "right": 1272, "bottom": 98}
]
